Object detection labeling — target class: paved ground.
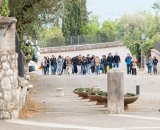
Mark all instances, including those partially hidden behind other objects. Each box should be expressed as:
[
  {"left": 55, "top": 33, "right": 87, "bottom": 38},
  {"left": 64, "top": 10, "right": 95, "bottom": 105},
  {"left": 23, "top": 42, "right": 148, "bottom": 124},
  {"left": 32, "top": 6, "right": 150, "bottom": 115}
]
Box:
[{"left": 1, "top": 46, "right": 160, "bottom": 130}]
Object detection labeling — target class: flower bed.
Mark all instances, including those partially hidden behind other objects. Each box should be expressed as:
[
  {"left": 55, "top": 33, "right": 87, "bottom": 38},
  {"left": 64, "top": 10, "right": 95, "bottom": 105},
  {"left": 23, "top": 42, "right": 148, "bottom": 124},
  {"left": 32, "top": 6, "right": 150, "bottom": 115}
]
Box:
[{"left": 73, "top": 88, "right": 139, "bottom": 108}]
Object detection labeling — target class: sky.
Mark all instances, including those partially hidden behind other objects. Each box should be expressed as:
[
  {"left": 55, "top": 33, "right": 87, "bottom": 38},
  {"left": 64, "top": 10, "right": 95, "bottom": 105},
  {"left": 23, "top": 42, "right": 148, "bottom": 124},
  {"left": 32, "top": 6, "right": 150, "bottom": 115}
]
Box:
[{"left": 87, "top": 0, "right": 157, "bottom": 23}]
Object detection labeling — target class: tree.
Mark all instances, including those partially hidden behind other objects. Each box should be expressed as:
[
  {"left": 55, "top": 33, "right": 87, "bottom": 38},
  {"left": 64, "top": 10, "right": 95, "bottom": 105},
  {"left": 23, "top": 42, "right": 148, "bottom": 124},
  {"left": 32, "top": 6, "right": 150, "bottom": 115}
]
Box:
[
  {"left": 0, "top": 0, "right": 10, "bottom": 17},
  {"left": 38, "top": 27, "right": 65, "bottom": 47},
  {"left": 117, "top": 13, "right": 147, "bottom": 63},
  {"left": 82, "top": 14, "right": 100, "bottom": 35},
  {"left": 62, "top": 0, "right": 88, "bottom": 37},
  {"left": 9, "top": 0, "right": 62, "bottom": 36},
  {"left": 98, "top": 20, "right": 117, "bottom": 42}
]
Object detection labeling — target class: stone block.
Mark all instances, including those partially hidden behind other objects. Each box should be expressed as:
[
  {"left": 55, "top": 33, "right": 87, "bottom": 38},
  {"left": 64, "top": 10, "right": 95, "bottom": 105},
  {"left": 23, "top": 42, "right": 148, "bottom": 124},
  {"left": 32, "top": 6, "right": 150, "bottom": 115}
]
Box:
[
  {"left": 6, "top": 69, "right": 14, "bottom": 76},
  {"left": 0, "top": 100, "right": 5, "bottom": 110},
  {"left": 107, "top": 69, "right": 124, "bottom": 114},
  {"left": 0, "top": 70, "right": 5, "bottom": 80},
  {"left": 1, "top": 55, "right": 8, "bottom": 62},
  {"left": 2, "top": 62, "right": 10, "bottom": 70},
  {"left": 1, "top": 77, "right": 12, "bottom": 90},
  {"left": 12, "top": 54, "right": 16, "bottom": 60},
  {"left": 11, "top": 110, "right": 19, "bottom": 119},
  {"left": 0, "top": 93, "right": 3, "bottom": 98},
  {"left": 0, "top": 111, "right": 11, "bottom": 119},
  {"left": 3, "top": 91, "right": 12, "bottom": 101},
  {"left": 7, "top": 102, "right": 16, "bottom": 110}
]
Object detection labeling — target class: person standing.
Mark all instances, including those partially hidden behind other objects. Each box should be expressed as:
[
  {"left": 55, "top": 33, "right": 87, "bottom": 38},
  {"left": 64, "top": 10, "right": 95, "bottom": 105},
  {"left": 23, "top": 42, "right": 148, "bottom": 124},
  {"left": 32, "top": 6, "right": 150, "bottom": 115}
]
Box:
[
  {"left": 46, "top": 56, "right": 50, "bottom": 75},
  {"left": 86, "top": 54, "right": 92, "bottom": 74},
  {"left": 42, "top": 56, "right": 47, "bottom": 75},
  {"left": 107, "top": 53, "right": 114, "bottom": 69},
  {"left": 50, "top": 55, "right": 57, "bottom": 75},
  {"left": 125, "top": 53, "right": 132, "bottom": 75},
  {"left": 66, "top": 56, "right": 72, "bottom": 74},
  {"left": 147, "top": 56, "right": 153, "bottom": 75},
  {"left": 153, "top": 56, "right": 158, "bottom": 75},
  {"left": 56, "top": 55, "right": 64, "bottom": 75},
  {"left": 91, "top": 55, "right": 95, "bottom": 74},
  {"left": 113, "top": 52, "right": 121, "bottom": 68},
  {"left": 95, "top": 56, "right": 101, "bottom": 75},
  {"left": 77, "top": 55, "right": 82, "bottom": 74},
  {"left": 131, "top": 55, "right": 138, "bottom": 75},
  {"left": 72, "top": 56, "right": 78, "bottom": 74},
  {"left": 101, "top": 55, "right": 105, "bottom": 74},
  {"left": 82, "top": 56, "right": 87, "bottom": 75}
]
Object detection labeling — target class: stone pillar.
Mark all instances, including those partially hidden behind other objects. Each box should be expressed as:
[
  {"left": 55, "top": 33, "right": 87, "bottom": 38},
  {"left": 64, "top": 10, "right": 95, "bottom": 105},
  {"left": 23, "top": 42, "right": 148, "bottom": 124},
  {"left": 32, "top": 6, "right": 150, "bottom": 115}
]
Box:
[
  {"left": 107, "top": 69, "right": 124, "bottom": 114},
  {"left": 0, "top": 50, "right": 19, "bottom": 119},
  {"left": 0, "top": 17, "right": 17, "bottom": 51}
]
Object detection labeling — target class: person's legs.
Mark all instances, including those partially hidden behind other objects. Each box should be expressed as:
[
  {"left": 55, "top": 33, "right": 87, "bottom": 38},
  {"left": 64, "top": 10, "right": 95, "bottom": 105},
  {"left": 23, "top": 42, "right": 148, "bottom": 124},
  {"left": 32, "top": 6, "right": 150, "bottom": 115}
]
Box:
[
  {"left": 115, "top": 63, "right": 119, "bottom": 68},
  {"left": 54, "top": 66, "right": 57, "bottom": 75},
  {"left": 155, "top": 65, "right": 158, "bottom": 75},
  {"left": 102, "top": 64, "right": 105, "bottom": 73},
  {"left": 43, "top": 66, "right": 46, "bottom": 75},
  {"left": 109, "top": 63, "right": 112, "bottom": 69},
  {"left": 127, "top": 64, "right": 129, "bottom": 74},
  {"left": 135, "top": 68, "right": 137, "bottom": 75},
  {"left": 129, "top": 65, "right": 132, "bottom": 74},
  {"left": 148, "top": 66, "right": 152, "bottom": 75},
  {"left": 51, "top": 66, "right": 54, "bottom": 75},
  {"left": 82, "top": 65, "right": 87, "bottom": 75},
  {"left": 98, "top": 66, "right": 100, "bottom": 75},
  {"left": 87, "top": 64, "right": 91, "bottom": 74},
  {"left": 77, "top": 65, "right": 81, "bottom": 74}
]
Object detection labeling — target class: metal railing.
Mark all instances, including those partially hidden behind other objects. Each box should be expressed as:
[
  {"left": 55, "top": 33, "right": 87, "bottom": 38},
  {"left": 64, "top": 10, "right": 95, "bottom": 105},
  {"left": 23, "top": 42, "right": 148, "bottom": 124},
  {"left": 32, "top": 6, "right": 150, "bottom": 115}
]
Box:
[
  {"left": 16, "top": 34, "right": 25, "bottom": 77},
  {"left": 38, "top": 34, "right": 115, "bottom": 48}
]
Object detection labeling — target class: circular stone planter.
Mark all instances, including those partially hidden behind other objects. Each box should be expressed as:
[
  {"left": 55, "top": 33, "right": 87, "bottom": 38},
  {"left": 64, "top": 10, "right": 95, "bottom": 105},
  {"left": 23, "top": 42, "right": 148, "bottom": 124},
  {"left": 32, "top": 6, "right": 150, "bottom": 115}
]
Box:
[
  {"left": 124, "top": 96, "right": 139, "bottom": 105},
  {"left": 77, "top": 92, "right": 89, "bottom": 99},
  {"left": 124, "top": 96, "right": 139, "bottom": 110},
  {"left": 88, "top": 95, "right": 107, "bottom": 105}
]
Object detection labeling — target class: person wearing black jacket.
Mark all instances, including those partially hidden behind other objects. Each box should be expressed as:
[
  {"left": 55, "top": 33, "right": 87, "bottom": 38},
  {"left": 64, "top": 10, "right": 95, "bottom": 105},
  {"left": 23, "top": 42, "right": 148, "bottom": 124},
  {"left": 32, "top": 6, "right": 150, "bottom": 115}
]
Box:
[
  {"left": 113, "top": 52, "right": 121, "bottom": 68},
  {"left": 46, "top": 56, "right": 50, "bottom": 75},
  {"left": 153, "top": 56, "right": 158, "bottom": 75},
  {"left": 71, "top": 56, "right": 78, "bottom": 74},
  {"left": 50, "top": 55, "right": 56, "bottom": 75},
  {"left": 102, "top": 55, "right": 108, "bottom": 74},
  {"left": 82, "top": 56, "right": 87, "bottom": 75},
  {"left": 107, "top": 53, "right": 114, "bottom": 69}
]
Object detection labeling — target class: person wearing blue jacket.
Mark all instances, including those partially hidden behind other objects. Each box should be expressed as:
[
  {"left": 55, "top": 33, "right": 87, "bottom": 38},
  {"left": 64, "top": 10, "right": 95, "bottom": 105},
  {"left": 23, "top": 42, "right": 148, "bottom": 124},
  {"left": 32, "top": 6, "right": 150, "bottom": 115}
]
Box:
[{"left": 125, "top": 53, "right": 132, "bottom": 75}]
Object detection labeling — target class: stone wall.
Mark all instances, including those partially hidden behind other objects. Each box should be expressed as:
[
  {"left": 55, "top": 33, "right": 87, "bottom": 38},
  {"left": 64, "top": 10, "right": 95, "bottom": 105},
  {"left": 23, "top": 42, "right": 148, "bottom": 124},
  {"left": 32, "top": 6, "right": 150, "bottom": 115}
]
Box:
[
  {"left": 0, "top": 50, "right": 29, "bottom": 119},
  {"left": 151, "top": 49, "right": 160, "bottom": 72},
  {"left": 40, "top": 42, "right": 124, "bottom": 54}
]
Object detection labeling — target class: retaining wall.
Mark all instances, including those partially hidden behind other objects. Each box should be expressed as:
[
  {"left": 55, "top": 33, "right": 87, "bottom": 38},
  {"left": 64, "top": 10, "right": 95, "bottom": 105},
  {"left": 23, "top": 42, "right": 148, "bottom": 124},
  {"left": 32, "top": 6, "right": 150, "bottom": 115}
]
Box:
[
  {"left": 40, "top": 42, "right": 124, "bottom": 54},
  {"left": 0, "top": 50, "right": 29, "bottom": 119}
]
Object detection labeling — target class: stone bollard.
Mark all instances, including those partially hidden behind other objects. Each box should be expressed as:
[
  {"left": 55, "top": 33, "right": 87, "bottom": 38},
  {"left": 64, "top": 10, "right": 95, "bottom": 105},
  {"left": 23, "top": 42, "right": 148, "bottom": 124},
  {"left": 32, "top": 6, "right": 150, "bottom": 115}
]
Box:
[
  {"left": 107, "top": 69, "right": 124, "bottom": 114},
  {"left": 56, "top": 88, "right": 64, "bottom": 97}
]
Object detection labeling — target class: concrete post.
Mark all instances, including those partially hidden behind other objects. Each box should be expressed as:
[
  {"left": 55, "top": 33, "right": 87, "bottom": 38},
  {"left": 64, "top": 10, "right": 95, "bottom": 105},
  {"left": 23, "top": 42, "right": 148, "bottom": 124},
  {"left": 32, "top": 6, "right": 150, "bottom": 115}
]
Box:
[{"left": 107, "top": 69, "right": 124, "bottom": 114}]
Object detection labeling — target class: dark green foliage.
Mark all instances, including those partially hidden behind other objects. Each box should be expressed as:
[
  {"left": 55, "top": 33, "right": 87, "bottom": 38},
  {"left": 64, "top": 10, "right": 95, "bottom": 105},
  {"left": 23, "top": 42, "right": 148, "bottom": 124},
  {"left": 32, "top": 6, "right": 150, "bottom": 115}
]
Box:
[{"left": 62, "top": 0, "right": 88, "bottom": 37}]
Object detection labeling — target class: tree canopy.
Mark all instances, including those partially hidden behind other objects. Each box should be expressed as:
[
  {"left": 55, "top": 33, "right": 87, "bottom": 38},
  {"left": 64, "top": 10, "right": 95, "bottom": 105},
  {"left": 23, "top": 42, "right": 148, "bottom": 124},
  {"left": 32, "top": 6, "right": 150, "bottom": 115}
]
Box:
[{"left": 62, "top": 0, "right": 88, "bottom": 37}]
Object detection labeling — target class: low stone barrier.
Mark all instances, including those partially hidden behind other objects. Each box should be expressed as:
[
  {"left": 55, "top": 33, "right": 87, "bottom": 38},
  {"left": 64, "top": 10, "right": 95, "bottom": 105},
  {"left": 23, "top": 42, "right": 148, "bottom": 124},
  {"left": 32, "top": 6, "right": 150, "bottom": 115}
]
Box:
[
  {"left": 40, "top": 42, "right": 124, "bottom": 54},
  {"left": 0, "top": 50, "right": 29, "bottom": 119},
  {"left": 151, "top": 49, "right": 160, "bottom": 72}
]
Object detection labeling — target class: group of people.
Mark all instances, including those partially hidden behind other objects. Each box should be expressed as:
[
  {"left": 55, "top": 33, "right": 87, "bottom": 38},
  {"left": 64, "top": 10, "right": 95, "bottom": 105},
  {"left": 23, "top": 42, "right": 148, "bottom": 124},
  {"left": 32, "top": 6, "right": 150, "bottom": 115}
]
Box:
[
  {"left": 41, "top": 53, "right": 159, "bottom": 76},
  {"left": 41, "top": 53, "right": 121, "bottom": 75},
  {"left": 125, "top": 53, "right": 159, "bottom": 75},
  {"left": 146, "top": 56, "right": 158, "bottom": 75}
]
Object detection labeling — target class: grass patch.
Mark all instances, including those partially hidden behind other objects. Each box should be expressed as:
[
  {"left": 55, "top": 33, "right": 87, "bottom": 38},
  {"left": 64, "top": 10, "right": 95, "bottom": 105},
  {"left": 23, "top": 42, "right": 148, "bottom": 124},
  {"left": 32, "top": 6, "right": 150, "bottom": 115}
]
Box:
[{"left": 19, "top": 91, "right": 44, "bottom": 119}]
